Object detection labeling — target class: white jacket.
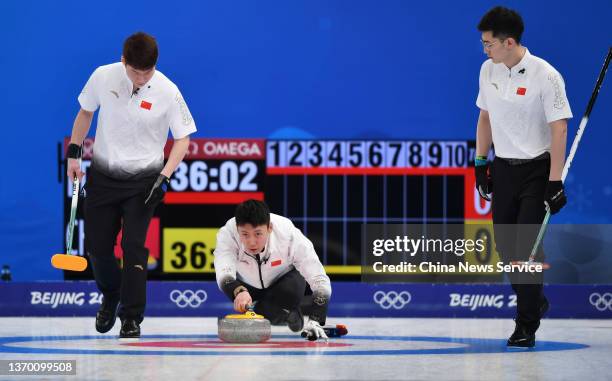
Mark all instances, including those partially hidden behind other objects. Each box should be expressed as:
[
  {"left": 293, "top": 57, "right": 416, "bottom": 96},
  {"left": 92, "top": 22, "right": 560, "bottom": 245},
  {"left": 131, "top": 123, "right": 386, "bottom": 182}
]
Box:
[{"left": 214, "top": 214, "right": 332, "bottom": 298}]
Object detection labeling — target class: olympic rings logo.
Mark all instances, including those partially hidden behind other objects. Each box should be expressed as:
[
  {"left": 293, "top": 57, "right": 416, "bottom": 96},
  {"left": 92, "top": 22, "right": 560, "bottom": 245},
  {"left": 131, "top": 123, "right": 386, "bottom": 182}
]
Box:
[
  {"left": 170, "top": 289, "right": 208, "bottom": 308},
  {"left": 589, "top": 292, "right": 612, "bottom": 311},
  {"left": 373, "top": 291, "right": 412, "bottom": 310}
]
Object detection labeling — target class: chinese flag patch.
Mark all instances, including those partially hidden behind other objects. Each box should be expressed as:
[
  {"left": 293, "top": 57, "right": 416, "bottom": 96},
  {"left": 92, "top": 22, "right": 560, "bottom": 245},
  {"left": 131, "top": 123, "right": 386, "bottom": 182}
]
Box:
[
  {"left": 140, "top": 100, "right": 152, "bottom": 110},
  {"left": 516, "top": 87, "right": 527, "bottom": 96},
  {"left": 271, "top": 259, "right": 282, "bottom": 267}
]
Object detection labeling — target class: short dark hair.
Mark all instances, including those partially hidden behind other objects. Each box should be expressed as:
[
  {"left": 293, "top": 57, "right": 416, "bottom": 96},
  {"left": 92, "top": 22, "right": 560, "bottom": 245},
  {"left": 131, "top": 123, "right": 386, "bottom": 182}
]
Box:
[
  {"left": 122, "top": 32, "right": 158, "bottom": 70},
  {"left": 478, "top": 6, "right": 524, "bottom": 44},
  {"left": 235, "top": 199, "right": 270, "bottom": 227}
]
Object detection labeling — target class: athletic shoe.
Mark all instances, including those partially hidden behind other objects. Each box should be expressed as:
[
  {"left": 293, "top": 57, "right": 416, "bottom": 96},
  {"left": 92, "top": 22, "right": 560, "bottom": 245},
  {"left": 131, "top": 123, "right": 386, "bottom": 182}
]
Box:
[
  {"left": 95, "top": 298, "right": 119, "bottom": 333},
  {"left": 119, "top": 319, "right": 140, "bottom": 339}
]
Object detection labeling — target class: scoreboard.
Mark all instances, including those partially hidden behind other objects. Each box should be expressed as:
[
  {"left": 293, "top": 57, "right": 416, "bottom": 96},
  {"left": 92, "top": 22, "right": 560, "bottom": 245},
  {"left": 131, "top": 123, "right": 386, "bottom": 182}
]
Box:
[{"left": 62, "top": 138, "right": 493, "bottom": 280}]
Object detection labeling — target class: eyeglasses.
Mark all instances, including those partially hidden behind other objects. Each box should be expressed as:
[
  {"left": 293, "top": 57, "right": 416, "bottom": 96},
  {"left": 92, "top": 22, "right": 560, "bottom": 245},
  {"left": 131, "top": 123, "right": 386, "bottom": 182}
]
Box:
[{"left": 481, "top": 39, "right": 504, "bottom": 49}]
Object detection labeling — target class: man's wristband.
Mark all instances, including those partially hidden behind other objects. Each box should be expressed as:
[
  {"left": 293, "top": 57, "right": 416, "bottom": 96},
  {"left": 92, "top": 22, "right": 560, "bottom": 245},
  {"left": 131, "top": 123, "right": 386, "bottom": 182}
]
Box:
[
  {"left": 233, "top": 286, "right": 248, "bottom": 298},
  {"left": 475, "top": 156, "right": 488, "bottom": 167},
  {"left": 221, "top": 278, "right": 242, "bottom": 300},
  {"left": 67, "top": 143, "right": 82, "bottom": 159}
]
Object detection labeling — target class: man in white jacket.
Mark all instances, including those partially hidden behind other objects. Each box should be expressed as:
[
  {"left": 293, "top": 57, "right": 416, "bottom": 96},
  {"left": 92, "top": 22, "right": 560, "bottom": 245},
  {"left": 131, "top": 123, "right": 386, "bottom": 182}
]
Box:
[{"left": 214, "top": 199, "right": 332, "bottom": 340}]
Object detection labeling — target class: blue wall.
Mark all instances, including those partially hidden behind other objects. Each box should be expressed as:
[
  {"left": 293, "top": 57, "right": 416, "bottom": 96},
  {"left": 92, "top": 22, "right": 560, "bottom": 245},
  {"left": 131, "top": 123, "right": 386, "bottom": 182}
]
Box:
[{"left": 1, "top": 0, "right": 610, "bottom": 280}]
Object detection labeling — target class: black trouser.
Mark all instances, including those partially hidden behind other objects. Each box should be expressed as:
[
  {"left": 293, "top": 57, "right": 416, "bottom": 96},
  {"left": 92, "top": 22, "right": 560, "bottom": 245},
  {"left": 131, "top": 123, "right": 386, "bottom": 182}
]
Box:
[
  {"left": 85, "top": 167, "right": 156, "bottom": 322},
  {"left": 241, "top": 269, "right": 307, "bottom": 325},
  {"left": 491, "top": 155, "right": 549, "bottom": 334}
]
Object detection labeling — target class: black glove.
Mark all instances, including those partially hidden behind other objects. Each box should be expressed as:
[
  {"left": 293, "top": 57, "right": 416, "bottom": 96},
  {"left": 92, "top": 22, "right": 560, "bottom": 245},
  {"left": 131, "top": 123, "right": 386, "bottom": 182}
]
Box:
[
  {"left": 475, "top": 162, "right": 493, "bottom": 201},
  {"left": 544, "top": 180, "right": 567, "bottom": 215},
  {"left": 144, "top": 174, "right": 170, "bottom": 206}
]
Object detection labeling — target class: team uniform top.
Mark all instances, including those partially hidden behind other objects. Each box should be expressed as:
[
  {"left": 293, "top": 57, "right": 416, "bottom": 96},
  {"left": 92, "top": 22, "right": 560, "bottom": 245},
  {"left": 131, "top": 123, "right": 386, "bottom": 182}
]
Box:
[
  {"left": 476, "top": 48, "right": 572, "bottom": 159},
  {"left": 78, "top": 62, "right": 197, "bottom": 179},
  {"left": 214, "top": 213, "right": 332, "bottom": 298}
]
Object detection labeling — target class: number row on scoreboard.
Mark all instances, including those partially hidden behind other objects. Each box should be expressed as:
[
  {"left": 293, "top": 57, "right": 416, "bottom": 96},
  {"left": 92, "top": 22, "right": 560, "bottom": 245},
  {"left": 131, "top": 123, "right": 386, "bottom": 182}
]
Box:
[{"left": 267, "top": 141, "right": 474, "bottom": 168}]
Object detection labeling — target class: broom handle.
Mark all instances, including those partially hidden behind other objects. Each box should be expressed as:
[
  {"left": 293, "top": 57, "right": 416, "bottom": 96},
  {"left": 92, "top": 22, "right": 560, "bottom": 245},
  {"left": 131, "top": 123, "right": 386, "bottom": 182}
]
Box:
[
  {"left": 66, "top": 176, "right": 80, "bottom": 255},
  {"left": 528, "top": 48, "right": 612, "bottom": 262}
]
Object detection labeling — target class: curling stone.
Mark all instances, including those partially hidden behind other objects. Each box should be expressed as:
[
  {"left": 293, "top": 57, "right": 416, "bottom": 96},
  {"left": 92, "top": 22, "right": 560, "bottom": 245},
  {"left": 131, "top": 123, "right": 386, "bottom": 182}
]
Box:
[{"left": 218, "top": 310, "right": 271, "bottom": 343}]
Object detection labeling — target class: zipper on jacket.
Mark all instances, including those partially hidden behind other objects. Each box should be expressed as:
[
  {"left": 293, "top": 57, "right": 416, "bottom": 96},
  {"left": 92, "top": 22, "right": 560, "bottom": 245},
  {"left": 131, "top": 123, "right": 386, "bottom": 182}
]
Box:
[{"left": 255, "top": 254, "right": 265, "bottom": 289}]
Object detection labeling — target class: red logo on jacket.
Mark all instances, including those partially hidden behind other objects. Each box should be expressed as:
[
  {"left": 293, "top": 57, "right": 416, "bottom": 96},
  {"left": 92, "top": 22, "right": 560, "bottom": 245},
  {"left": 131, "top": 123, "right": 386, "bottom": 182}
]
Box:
[
  {"left": 516, "top": 87, "right": 527, "bottom": 96},
  {"left": 140, "top": 100, "right": 152, "bottom": 110},
  {"left": 271, "top": 259, "right": 282, "bottom": 267}
]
